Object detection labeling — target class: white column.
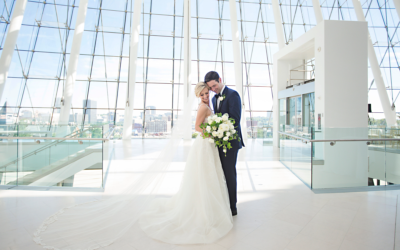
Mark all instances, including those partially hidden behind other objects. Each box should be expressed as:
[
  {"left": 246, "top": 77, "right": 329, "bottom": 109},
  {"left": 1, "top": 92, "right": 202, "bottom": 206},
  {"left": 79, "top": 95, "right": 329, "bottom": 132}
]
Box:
[
  {"left": 271, "top": 0, "right": 286, "bottom": 49},
  {"left": 0, "top": 0, "right": 28, "bottom": 101},
  {"left": 58, "top": 0, "right": 89, "bottom": 125},
  {"left": 229, "top": 0, "right": 247, "bottom": 142},
  {"left": 183, "top": 0, "right": 192, "bottom": 140},
  {"left": 392, "top": 0, "right": 400, "bottom": 22},
  {"left": 122, "top": 0, "right": 142, "bottom": 140},
  {"left": 352, "top": 0, "right": 397, "bottom": 126},
  {"left": 271, "top": 0, "right": 285, "bottom": 147},
  {"left": 312, "top": 0, "right": 324, "bottom": 23}
]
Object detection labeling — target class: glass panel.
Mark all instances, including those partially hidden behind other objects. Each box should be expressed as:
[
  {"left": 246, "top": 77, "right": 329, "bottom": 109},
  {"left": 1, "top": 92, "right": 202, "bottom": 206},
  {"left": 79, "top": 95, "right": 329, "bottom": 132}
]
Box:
[
  {"left": 384, "top": 128, "right": 400, "bottom": 185},
  {"left": 279, "top": 134, "right": 292, "bottom": 170},
  {"left": 279, "top": 98, "right": 286, "bottom": 132},
  {"left": 0, "top": 133, "right": 18, "bottom": 186},
  {"left": 1, "top": 126, "right": 105, "bottom": 188},
  {"left": 291, "top": 138, "right": 311, "bottom": 187},
  {"left": 312, "top": 140, "right": 368, "bottom": 189},
  {"left": 312, "top": 128, "right": 370, "bottom": 189}
]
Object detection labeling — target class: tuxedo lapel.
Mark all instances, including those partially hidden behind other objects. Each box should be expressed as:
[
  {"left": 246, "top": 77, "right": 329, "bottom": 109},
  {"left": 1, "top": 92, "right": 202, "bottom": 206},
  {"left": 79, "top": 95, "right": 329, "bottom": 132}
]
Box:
[
  {"left": 218, "top": 87, "right": 228, "bottom": 113},
  {"left": 212, "top": 96, "right": 217, "bottom": 113}
]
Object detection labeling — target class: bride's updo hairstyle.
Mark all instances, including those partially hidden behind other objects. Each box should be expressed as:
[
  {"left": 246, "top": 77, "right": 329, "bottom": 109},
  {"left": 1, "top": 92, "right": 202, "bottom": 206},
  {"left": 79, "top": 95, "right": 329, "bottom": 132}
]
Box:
[{"left": 194, "top": 81, "right": 210, "bottom": 98}]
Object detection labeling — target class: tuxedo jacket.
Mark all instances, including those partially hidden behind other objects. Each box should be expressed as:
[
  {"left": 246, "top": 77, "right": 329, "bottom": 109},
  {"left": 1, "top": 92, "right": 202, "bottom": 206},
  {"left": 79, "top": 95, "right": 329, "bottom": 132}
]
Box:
[{"left": 212, "top": 86, "right": 245, "bottom": 149}]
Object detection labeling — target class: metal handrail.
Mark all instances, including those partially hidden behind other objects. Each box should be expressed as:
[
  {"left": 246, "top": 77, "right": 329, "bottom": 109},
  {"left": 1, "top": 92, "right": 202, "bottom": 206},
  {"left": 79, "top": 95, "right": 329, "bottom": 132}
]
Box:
[
  {"left": 279, "top": 132, "right": 311, "bottom": 142},
  {"left": 0, "top": 136, "right": 108, "bottom": 141},
  {"left": 279, "top": 131, "right": 400, "bottom": 142},
  {"left": 105, "top": 128, "right": 115, "bottom": 141},
  {"left": 0, "top": 128, "right": 106, "bottom": 170}
]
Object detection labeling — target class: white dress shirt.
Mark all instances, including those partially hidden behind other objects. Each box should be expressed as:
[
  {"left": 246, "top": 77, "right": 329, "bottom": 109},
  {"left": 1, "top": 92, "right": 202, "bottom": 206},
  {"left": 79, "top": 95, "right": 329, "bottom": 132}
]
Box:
[{"left": 217, "top": 85, "right": 226, "bottom": 110}]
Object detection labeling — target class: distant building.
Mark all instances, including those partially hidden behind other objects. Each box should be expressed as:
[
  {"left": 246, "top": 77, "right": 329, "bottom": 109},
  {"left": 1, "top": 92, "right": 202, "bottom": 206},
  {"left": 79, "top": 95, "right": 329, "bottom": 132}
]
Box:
[
  {"left": 54, "top": 98, "right": 62, "bottom": 113},
  {"left": 247, "top": 120, "right": 258, "bottom": 128},
  {"left": 146, "top": 120, "right": 167, "bottom": 133},
  {"left": 83, "top": 99, "right": 97, "bottom": 124},
  {"left": 37, "top": 112, "right": 51, "bottom": 124},
  {"left": 0, "top": 102, "right": 8, "bottom": 124},
  {"left": 133, "top": 123, "right": 143, "bottom": 133},
  {"left": 108, "top": 111, "right": 115, "bottom": 122},
  {"left": 164, "top": 112, "right": 172, "bottom": 121},
  {"left": 20, "top": 110, "right": 33, "bottom": 119},
  {"left": 146, "top": 106, "right": 156, "bottom": 116},
  {"left": 71, "top": 113, "right": 88, "bottom": 125}
]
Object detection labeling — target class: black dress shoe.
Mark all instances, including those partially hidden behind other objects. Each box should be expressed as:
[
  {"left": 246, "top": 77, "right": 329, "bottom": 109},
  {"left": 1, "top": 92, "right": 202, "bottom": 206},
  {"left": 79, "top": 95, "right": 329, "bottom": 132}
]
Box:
[{"left": 231, "top": 210, "right": 237, "bottom": 216}]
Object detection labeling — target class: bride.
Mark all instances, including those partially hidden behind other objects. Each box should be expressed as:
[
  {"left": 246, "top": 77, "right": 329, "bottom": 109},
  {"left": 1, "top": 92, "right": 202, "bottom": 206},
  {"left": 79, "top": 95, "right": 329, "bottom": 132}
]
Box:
[
  {"left": 33, "top": 82, "right": 233, "bottom": 249},
  {"left": 139, "top": 81, "right": 233, "bottom": 244}
]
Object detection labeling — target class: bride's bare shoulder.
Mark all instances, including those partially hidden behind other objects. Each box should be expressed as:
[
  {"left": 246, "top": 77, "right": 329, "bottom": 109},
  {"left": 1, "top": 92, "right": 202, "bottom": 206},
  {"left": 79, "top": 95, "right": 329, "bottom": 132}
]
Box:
[{"left": 197, "top": 104, "right": 208, "bottom": 112}]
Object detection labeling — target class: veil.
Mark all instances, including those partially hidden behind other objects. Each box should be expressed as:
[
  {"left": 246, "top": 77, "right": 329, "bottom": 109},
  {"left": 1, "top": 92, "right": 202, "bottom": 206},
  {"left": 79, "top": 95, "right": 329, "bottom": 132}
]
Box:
[{"left": 33, "top": 92, "right": 197, "bottom": 249}]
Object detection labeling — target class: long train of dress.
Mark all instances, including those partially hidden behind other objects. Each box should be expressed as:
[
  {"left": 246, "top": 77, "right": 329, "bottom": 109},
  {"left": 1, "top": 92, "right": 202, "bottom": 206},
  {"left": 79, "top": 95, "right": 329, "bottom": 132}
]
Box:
[{"left": 139, "top": 133, "right": 233, "bottom": 244}]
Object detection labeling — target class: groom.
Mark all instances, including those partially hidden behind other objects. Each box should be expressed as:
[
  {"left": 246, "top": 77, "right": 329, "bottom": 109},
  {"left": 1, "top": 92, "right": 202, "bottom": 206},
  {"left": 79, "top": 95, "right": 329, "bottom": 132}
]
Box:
[{"left": 205, "top": 71, "right": 245, "bottom": 216}]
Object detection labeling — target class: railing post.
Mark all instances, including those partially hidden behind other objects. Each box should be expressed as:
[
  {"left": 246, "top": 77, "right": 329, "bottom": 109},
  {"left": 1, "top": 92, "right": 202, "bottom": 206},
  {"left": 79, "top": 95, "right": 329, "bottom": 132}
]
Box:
[{"left": 122, "top": 0, "right": 142, "bottom": 140}]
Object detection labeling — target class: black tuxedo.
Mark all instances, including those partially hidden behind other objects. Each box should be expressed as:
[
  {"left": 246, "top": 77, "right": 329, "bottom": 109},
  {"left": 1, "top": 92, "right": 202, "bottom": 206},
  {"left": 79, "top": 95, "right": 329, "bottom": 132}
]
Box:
[{"left": 212, "top": 86, "right": 245, "bottom": 212}]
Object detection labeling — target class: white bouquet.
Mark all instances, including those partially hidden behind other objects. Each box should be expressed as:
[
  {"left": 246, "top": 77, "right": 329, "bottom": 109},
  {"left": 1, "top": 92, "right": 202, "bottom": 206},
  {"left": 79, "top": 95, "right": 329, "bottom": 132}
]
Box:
[{"left": 200, "top": 113, "right": 240, "bottom": 157}]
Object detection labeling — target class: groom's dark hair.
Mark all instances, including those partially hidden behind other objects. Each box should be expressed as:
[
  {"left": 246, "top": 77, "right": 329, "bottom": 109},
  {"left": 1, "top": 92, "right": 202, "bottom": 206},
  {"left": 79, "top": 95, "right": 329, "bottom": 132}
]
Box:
[{"left": 204, "top": 71, "right": 220, "bottom": 84}]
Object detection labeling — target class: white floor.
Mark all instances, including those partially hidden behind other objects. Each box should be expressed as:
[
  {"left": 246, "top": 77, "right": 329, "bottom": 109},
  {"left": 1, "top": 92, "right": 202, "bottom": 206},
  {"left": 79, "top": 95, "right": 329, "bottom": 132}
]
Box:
[{"left": 0, "top": 139, "right": 399, "bottom": 250}]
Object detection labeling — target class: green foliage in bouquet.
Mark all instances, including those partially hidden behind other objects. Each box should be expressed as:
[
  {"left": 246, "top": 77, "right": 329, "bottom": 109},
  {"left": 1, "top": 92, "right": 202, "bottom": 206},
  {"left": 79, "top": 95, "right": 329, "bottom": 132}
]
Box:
[{"left": 199, "top": 113, "right": 241, "bottom": 157}]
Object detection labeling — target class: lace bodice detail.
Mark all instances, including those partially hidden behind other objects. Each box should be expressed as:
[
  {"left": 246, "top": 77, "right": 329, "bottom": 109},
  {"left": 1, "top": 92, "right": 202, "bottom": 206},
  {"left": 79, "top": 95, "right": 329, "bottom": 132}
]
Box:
[{"left": 199, "top": 104, "right": 213, "bottom": 123}]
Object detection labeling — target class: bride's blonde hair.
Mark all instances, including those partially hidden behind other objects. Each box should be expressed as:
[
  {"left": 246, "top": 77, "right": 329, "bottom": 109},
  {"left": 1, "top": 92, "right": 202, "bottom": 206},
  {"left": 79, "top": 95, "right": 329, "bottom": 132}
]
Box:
[{"left": 194, "top": 82, "right": 210, "bottom": 98}]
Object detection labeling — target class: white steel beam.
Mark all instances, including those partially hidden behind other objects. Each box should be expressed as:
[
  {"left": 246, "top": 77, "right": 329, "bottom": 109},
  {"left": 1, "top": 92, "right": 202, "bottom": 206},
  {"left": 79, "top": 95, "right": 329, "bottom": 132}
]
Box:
[
  {"left": 229, "top": 0, "right": 247, "bottom": 142},
  {"left": 352, "top": 0, "right": 397, "bottom": 126},
  {"left": 0, "top": 0, "right": 28, "bottom": 102},
  {"left": 183, "top": 0, "right": 191, "bottom": 140},
  {"left": 58, "top": 0, "right": 89, "bottom": 125},
  {"left": 271, "top": 0, "right": 286, "bottom": 49},
  {"left": 122, "top": 0, "right": 142, "bottom": 139}
]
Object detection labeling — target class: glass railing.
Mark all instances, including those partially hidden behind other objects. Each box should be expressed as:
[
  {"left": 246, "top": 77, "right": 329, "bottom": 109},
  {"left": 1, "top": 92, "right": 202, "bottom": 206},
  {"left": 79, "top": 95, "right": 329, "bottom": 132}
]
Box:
[
  {"left": 279, "top": 127, "right": 400, "bottom": 190},
  {"left": 0, "top": 124, "right": 114, "bottom": 189}
]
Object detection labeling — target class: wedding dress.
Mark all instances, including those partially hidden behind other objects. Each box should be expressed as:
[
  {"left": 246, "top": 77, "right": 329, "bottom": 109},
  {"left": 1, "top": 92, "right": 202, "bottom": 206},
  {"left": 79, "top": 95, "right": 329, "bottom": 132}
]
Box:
[
  {"left": 33, "top": 98, "right": 233, "bottom": 249},
  {"left": 139, "top": 104, "right": 233, "bottom": 244}
]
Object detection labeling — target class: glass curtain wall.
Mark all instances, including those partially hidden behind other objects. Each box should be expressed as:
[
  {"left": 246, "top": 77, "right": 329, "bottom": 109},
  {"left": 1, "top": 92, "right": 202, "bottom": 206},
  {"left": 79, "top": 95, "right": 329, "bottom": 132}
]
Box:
[
  {"left": 0, "top": 0, "right": 399, "bottom": 139},
  {"left": 318, "top": 0, "right": 400, "bottom": 125},
  {"left": 0, "top": 0, "right": 16, "bottom": 58},
  {"left": 276, "top": 0, "right": 400, "bottom": 125}
]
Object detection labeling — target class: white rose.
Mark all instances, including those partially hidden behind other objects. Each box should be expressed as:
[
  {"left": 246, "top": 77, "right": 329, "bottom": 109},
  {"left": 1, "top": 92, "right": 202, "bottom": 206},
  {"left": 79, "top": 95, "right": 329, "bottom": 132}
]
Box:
[
  {"left": 224, "top": 124, "right": 230, "bottom": 131},
  {"left": 206, "top": 126, "right": 211, "bottom": 132},
  {"left": 231, "top": 129, "right": 236, "bottom": 134},
  {"left": 223, "top": 136, "right": 229, "bottom": 141},
  {"left": 229, "top": 124, "right": 234, "bottom": 129},
  {"left": 223, "top": 113, "right": 229, "bottom": 118},
  {"left": 212, "top": 126, "right": 217, "bottom": 130},
  {"left": 209, "top": 138, "right": 214, "bottom": 143},
  {"left": 212, "top": 131, "right": 218, "bottom": 137},
  {"left": 222, "top": 116, "right": 228, "bottom": 121},
  {"left": 215, "top": 117, "right": 222, "bottom": 123},
  {"left": 212, "top": 115, "right": 218, "bottom": 120},
  {"left": 219, "top": 124, "right": 227, "bottom": 132},
  {"left": 226, "top": 132, "right": 231, "bottom": 137},
  {"left": 218, "top": 133, "right": 224, "bottom": 138},
  {"left": 223, "top": 148, "right": 227, "bottom": 153},
  {"left": 219, "top": 96, "right": 224, "bottom": 101},
  {"left": 208, "top": 116, "right": 213, "bottom": 123}
]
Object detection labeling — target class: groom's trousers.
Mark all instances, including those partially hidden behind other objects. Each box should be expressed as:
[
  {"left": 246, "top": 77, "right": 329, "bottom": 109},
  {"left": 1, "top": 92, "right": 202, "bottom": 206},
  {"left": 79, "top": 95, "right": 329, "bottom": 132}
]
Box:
[{"left": 218, "top": 147, "right": 238, "bottom": 212}]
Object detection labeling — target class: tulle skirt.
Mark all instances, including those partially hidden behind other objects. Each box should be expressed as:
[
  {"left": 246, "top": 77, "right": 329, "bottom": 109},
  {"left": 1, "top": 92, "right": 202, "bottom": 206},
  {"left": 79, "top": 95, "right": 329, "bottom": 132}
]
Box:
[{"left": 139, "top": 135, "right": 233, "bottom": 244}]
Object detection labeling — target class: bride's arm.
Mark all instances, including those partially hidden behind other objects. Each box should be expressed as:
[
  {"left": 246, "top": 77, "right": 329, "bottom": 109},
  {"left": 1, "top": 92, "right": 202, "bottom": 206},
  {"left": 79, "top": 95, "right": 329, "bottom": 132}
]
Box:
[{"left": 195, "top": 105, "right": 208, "bottom": 135}]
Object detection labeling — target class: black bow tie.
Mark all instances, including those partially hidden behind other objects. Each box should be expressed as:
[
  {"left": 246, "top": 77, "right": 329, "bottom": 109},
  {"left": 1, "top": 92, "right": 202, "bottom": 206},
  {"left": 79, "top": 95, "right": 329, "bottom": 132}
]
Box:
[{"left": 216, "top": 93, "right": 222, "bottom": 98}]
